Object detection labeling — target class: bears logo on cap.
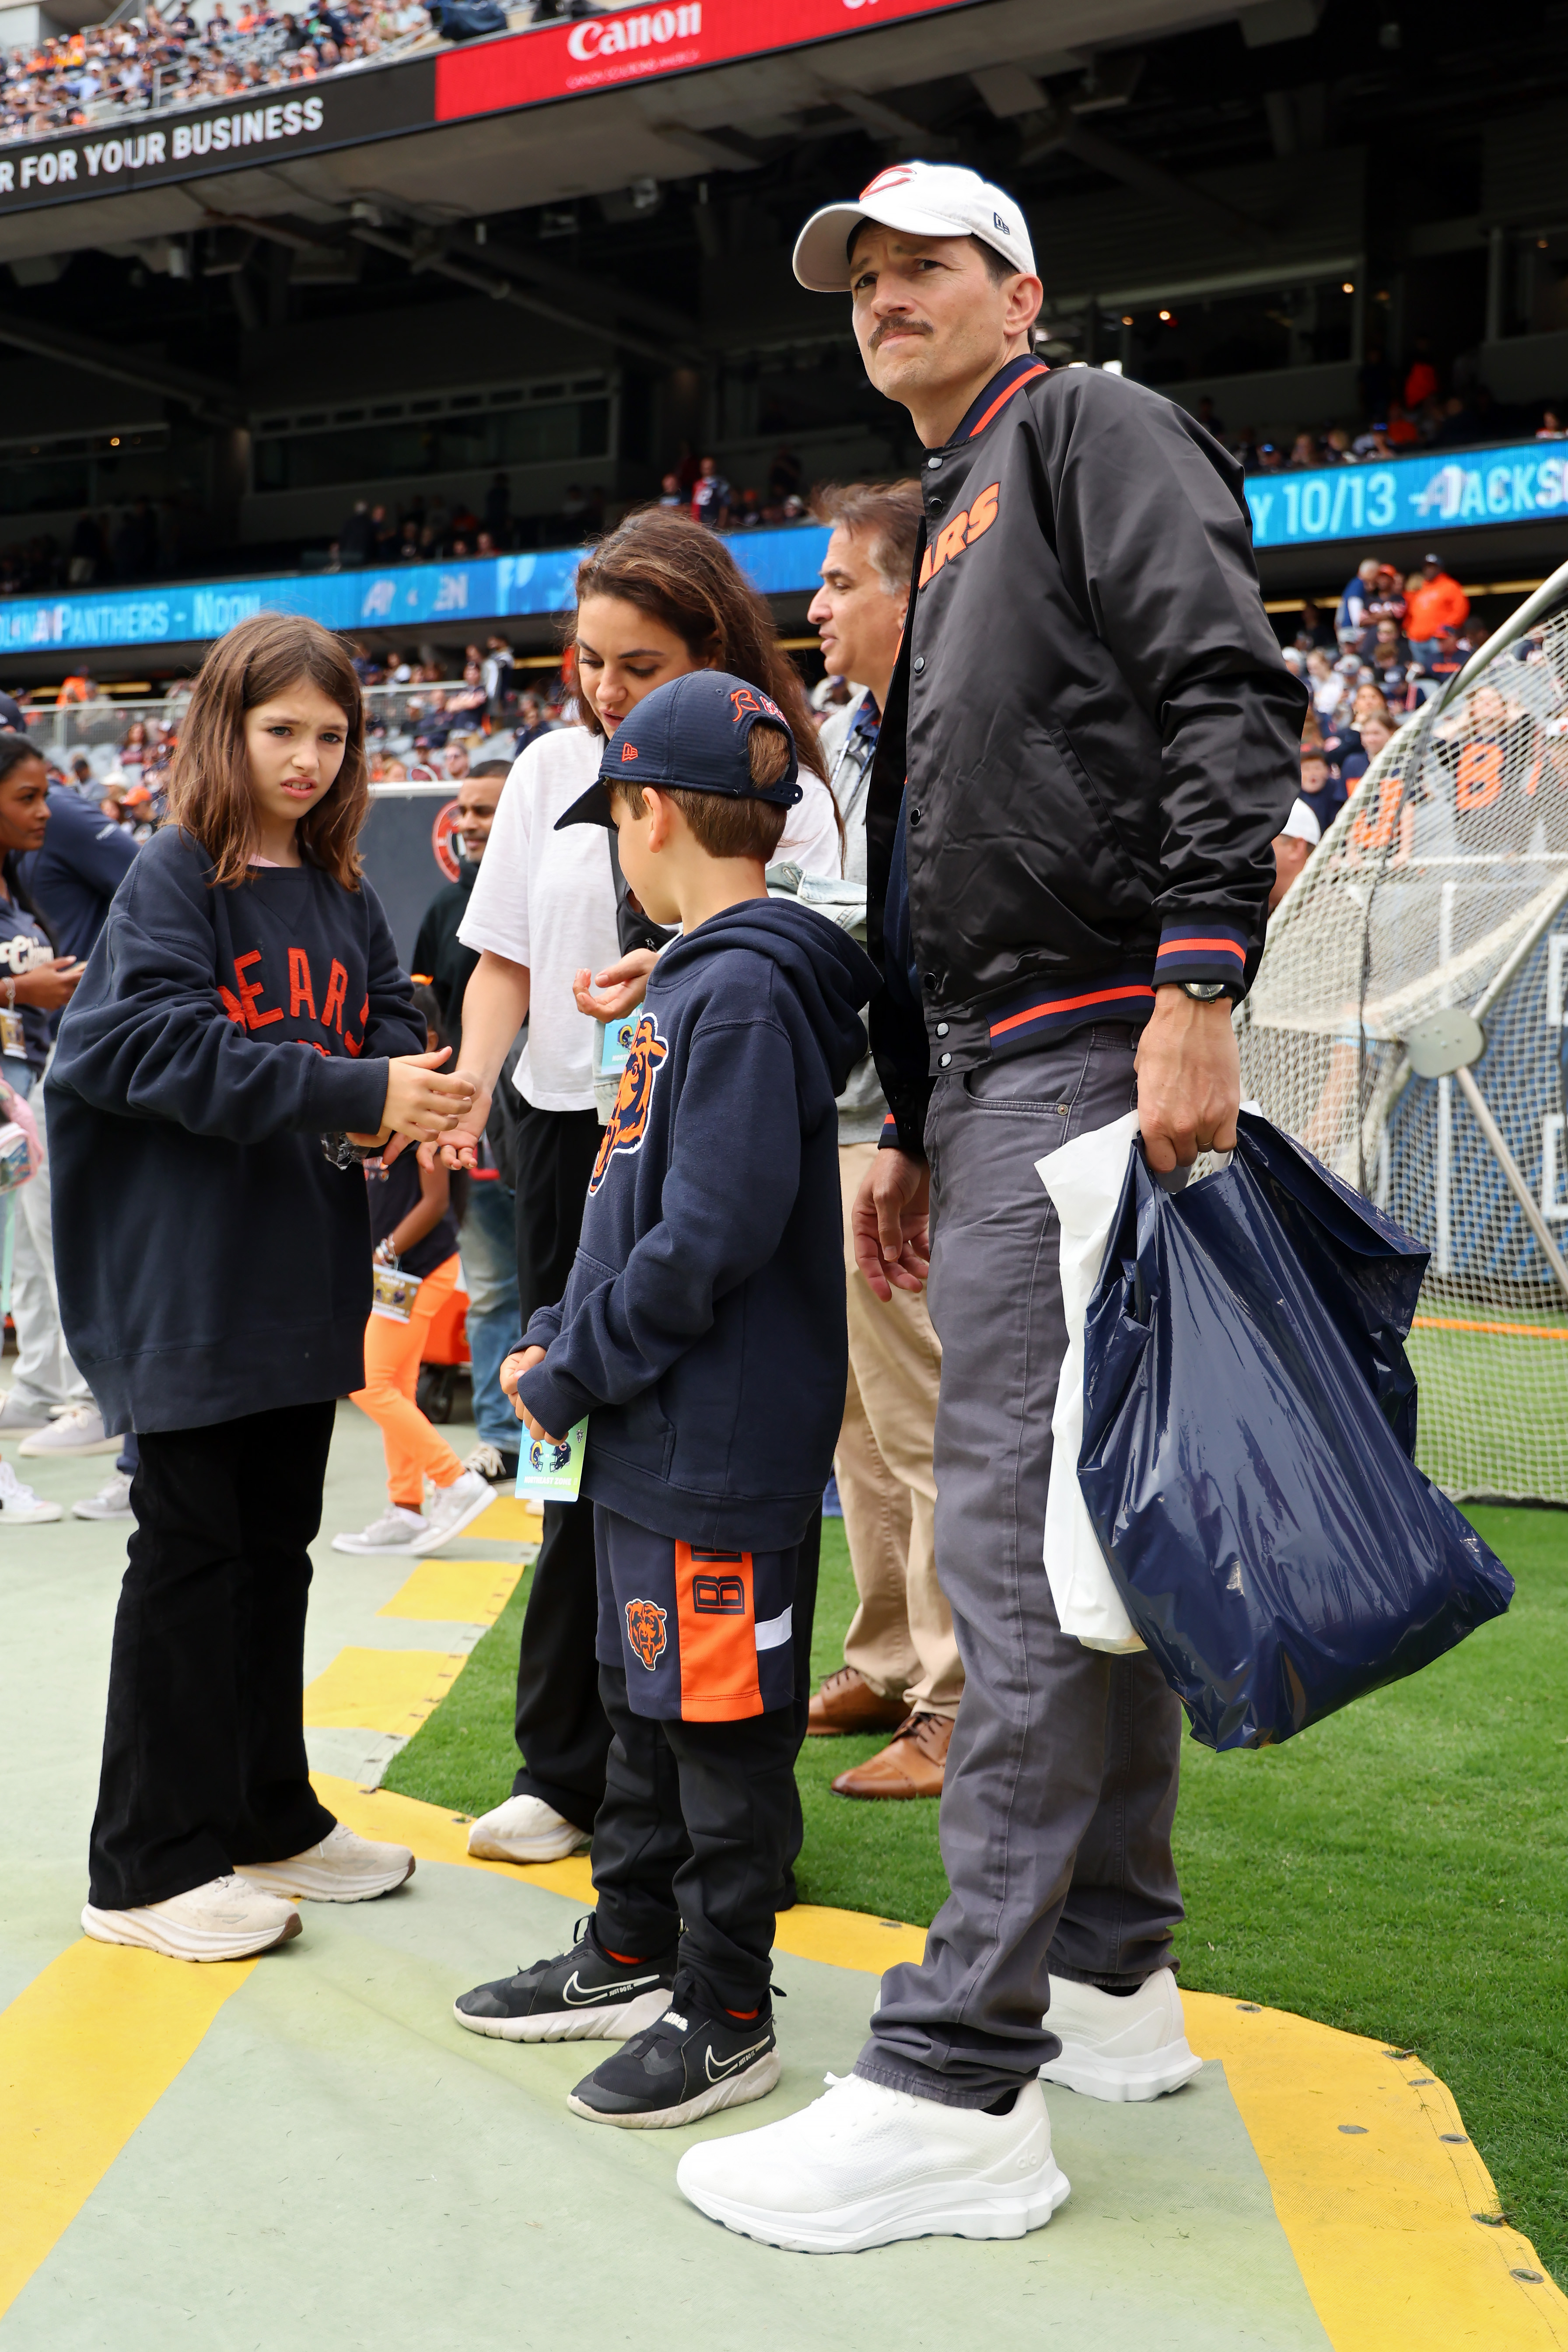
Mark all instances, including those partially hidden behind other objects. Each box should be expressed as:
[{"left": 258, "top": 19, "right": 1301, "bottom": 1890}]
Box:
[
  {"left": 625, "top": 1598, "right": 668, "bottom": 1670},
  {"left": 729, "top": 686, "right": 783, "bottom": 724}
]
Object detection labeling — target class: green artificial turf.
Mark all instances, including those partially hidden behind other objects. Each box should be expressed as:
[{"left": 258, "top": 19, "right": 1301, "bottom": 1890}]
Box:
[{"left": 381, "top": 1507, "right": 1566, "bottom": 2285}]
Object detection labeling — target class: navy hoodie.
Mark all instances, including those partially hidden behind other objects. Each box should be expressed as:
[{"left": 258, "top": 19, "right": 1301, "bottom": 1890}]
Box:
[
  {"left": 48, "top": 826, "right": 424, "bottom": 1434},
  {"left": 519, "top": 897, "right": 877, "bottom": 1550}
]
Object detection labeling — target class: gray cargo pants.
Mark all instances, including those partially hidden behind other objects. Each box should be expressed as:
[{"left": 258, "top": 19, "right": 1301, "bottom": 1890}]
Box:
[{"left": 856, "top": 1024, "right": 1185, "bottom": 2108}]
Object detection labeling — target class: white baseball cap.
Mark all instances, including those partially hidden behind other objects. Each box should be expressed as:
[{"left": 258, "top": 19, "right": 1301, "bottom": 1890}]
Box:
[
  {"left": 792, "top": 161, "right": 1036, "bottom": 292},
  {"left": 1281, "top": 796, "right": 1323, "bottom": 847}
]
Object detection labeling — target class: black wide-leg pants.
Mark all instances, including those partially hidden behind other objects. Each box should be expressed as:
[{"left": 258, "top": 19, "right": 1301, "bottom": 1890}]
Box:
[{"left": 88, "top": 1399, "right": 339, "bottom": 1910}]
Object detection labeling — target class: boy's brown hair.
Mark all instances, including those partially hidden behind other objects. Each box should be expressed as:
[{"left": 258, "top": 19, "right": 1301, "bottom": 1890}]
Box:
[
  {"left": 168, "top": 612, "right": 368, "bottom": 889},
  {"left": 610, "top": 720, "right": 791, "bottom": 862}
]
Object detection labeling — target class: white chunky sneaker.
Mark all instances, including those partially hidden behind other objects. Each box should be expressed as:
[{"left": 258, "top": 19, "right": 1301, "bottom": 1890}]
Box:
[
  {"left": 0, "top": 1458, "right": 61, "bottom": 1524},
  {"left": 234, "top": 1822, "right": 415, "bottom": 1903},
  {"left": 466, "top": 1793, "right": 591, "bottom": 1864},
  {"left": 82, "top": 1873, "right": 301, "bottom": 1962},
  {"left": 331, "top": 1504, "right": 430, "bottom": 1556},
  {"left": 1039, "top": 1968, "right": 1203, "bottom": 2103},
  {"left": 676, "top": 2072, "right": 1070, "bottom": 2253},
  {"left": 73, "top": 1469, "right": 135, "bottom": 1522},
  {"left": 0, "top": 1390, "right": 52, "bottom": 1434},
  {"left": 420, "top": 1467, "right": 494, "bottom": 1549},
  {"left": 17, "top": 1404, "right": 120, "bottom": 1458}
]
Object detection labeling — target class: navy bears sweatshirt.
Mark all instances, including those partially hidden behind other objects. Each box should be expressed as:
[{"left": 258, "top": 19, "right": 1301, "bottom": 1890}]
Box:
[
  {"left": 48, "top": 825, "right": 424, "bottom": 1434},
  {"left": 519, "top": 896, "right": 878, "bottom": 1550}
]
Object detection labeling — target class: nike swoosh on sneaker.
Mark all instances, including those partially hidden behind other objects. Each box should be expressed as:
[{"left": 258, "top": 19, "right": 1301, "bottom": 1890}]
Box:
[
  {"left": 704, "top": 2034, "right": 771, "bottom": 2082},
  {"left": 561, "top": 1970, "right": 662, "bottom": 2006}
]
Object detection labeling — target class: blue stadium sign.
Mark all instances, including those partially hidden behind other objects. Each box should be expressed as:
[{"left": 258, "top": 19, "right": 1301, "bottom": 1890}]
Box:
[
  {"left": 1245, "top": 439, "right": 1568, "bottom": 550},
  {"left": 0, "top": 528, "right": 836, "bottom": 657}
]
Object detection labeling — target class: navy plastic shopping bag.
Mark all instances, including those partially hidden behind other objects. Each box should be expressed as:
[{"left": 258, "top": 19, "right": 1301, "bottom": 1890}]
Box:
[{"left": 1078, "top": 1110, "right": 1513, "bottom": 1751}]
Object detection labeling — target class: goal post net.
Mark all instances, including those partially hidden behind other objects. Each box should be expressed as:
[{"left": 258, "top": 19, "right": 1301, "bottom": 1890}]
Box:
[{"left": 1237, "top": 564, "right": 1568, "bottom": 1503}]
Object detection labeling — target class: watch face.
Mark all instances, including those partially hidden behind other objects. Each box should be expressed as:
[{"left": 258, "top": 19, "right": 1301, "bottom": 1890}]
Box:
[{"left": 1183, "top": 981, "right": 1226, "bottom": 1000}]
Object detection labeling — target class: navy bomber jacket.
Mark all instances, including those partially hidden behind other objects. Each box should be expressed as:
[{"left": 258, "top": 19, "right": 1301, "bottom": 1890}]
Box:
[
  {"left": 868, "top": 355, "right": 1307, "bottom": 1154},
  {"left": 518, "top": 896, "right": 876, "bottom": 1550}
]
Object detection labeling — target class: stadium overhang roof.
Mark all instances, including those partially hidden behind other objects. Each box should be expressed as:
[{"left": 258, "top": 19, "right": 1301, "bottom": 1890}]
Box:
[{"left": 0, "top": 0, "right": 1302, "bottom": 269}]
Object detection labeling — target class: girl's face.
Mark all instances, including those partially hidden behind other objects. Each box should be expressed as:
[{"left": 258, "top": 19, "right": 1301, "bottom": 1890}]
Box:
[
  {"left": 574, "top": 593, "right": 708, "bottom": 737},
  {"left": 245, "top": 676, "right": 349, "bottom": 833},
  {"left": 0, "top": 754, "right": 51, "bottom": 856}
]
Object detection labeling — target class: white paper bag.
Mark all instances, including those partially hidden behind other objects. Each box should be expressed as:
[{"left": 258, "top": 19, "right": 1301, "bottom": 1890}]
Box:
[{"left": 1036, "top": 1111, "right": 1146, "bottom": 1655}]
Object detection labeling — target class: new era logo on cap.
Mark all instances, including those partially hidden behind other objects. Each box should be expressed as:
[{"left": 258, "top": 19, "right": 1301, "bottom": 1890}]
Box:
[
  {"left": 620, "top": 741, "right": 639, "bottom": 760},
  {"left": 792, "top": 159, "right": 1036, "bottom": 292}
]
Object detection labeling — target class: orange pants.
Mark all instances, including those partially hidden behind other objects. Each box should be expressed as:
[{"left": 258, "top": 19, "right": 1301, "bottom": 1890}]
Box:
[{"left": 350, "top": 1253, "right": 464, "bottom": 1511}]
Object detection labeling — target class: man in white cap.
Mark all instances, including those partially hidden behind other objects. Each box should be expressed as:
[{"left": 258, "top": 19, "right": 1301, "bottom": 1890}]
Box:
[{"left": 676, "top": 162, "right": 1305, "bottom": 2251}]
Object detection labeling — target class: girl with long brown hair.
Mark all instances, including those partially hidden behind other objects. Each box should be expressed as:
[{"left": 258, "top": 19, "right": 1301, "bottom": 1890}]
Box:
[
  {"left": 425, "top": 508, "right": 842, "bottom": 1871},
  {"left": 49, "top": 612, "right": 476, "bottom": 1966}
]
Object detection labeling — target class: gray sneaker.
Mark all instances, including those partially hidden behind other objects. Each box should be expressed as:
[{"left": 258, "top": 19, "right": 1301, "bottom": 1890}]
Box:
[
  {"left": 420, "top": 1468, "right": 494, "bottom": 1550},
  {"left": 74, "top": 1470, "right": 135, "bottom": 1521},
  {"left": 331, "top": 1504, "right": 431, "bottom": 1557},
  {"left": 0, "top": 1390, "right": 53, "bottom": 1435},
  {"left": 17, "top": 1405, "right": 121, "bottom": 1459}
]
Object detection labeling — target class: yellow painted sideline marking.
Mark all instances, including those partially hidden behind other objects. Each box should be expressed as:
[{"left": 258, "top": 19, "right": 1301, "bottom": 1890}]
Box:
[
  {"left": 321, "top": 1774, "right": 1567, "bottom": 2351},
  {"left": 0, "top": 1939, "right": 257, "bottom": 2320},
  {"left": 302, "top": 1647, "right": 466, "bottom": 1737},
  {"left": 378, "top": 1558, "right": 523, "bottom": 1626},
  {"left": 471, "top": 1496, "right": 542, "bottom": 1542}
]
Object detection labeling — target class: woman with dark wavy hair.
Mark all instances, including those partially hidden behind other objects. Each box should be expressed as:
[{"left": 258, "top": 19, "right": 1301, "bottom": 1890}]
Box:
[{"left": 430, "top": 507, "right": 842, "bottom": 1870}]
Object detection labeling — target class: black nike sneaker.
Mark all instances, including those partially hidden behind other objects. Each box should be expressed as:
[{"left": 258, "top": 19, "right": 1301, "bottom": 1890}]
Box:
[
  {"left": 567, "top": 1993, "right": 781, "bottom": 2129},
  {"left": 453, "top": 1916, "right": 677, "bottom": 2044}
]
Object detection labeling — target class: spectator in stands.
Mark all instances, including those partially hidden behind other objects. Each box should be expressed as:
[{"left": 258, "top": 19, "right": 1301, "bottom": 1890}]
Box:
[
  {"left": 690, "top": 455, "right": 729, "bottom": 529},
  {"left": 514, "top": 689, "right": 551, "bottom": 750},
  {"left": 1306, "top": 646, "right": 1348, "bottom": 719},
  {"left": 1293, "top": 597, "right": 1335, "bottom": 651},
  {"left": 1286, "top": 430, "right": 1319, "bottom": 468},
  {"left": 1405, "top": 552, "right": 1470, "bottom": 664},
  {"left": 1340, "top": 708, "right": 1395, "bottom": 795},
  {"left": 1366, "top": 565, "right": 1407, "bottom": 629},
  {"left": 1422, "top": 625, "right": 1466, "bottom": 689},
  {"left": 481, "top": 637, "right": 514, "bottom": 707},
  {"left": 1270, "top": 796, "right": 1322, "bottom": 909},
  {"left": 1335, "top": 556, "right": 1382, "bottom": 647},
  {"left": 657, "top": 473, "right": 683, "bottom": 508},
  {"left": 1536, "top": 408, "right": 1565, "bottom": 439},
  {"left": 1298, "top": 746, "right": 1345, "bottom": 837},
  {"left": 1404, "top": 339, "right": 1439, "bottom": 412},
  {"left": 804, "top": 477, "right": 961, "bottom": 1797}
]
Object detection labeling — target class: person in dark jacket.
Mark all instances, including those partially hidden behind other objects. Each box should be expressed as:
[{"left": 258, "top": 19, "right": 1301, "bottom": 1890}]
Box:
[
  {"left": 453, "top": 671, "right": 877, "bottom": 2133},
  {"left": 49, "top": 614, "right": 475, "bottom": 1969},
  {"left": 677, "top": 161, "right": 1305, "bottom": 2250}
]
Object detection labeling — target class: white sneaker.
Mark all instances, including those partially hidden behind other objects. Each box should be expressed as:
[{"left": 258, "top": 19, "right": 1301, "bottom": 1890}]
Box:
[
  {"left": 420, "top": 1467, "right": 494, "bottom": 1550},
  {"left": 73, "top": 1469, "right": 134, "bottom": 1522},
  {"left": 0, "top": 1390, "right": 52, "bottom": 1434},
  {"left": 331, "top": 1504, "right": 431, "bottom": 1556},
  {"left": 466, "top": 1793, "right": 591, "bottom": 1864},
  {"left": 16, "top": 1404, "right": 119, "bottom": 1458},
  {"left": 1039, "top": 1968, "right": 1203, "bottom": 2102},
  {"left": 82, "top": 1872, "right": 301, "bottom": 1962},
  {"left": 0, "top": 1458, "right": 61, "bottom": 1524},
  {"left": 234, "top": 1822, "right": 414, "bottom": 1903},
  {"left": 675, "top": 2072, "right": 1070, "bottom": 2254}
]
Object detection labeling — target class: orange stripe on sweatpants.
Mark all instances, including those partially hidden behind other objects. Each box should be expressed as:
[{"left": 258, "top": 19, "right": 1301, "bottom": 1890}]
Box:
[{"left": 676, "top": 1544, "right": 762, "bottom": 1722}]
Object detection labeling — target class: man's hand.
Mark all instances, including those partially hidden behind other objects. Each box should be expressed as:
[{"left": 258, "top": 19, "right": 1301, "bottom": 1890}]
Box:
[
  {"left": 851, "top": 1147, "right": 931, "bottom": 1302},
  {"left": 572, "top": 950, "right": 657, "bottom": 1024},
  {"left": 1135, "top": 986, "right": 1240, "bottom": 1172},
  {"left": 501, "top": 1344, "right": 559, "bottom": 1442}
]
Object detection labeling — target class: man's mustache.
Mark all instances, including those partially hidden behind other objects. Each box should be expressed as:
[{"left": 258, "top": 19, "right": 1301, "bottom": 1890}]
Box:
[{"left": 870, "top": 316, "right": 933, "bottom": 350}]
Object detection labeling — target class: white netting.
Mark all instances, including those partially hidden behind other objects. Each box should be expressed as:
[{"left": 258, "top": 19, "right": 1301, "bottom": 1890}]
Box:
[{"left": 1239, "top": 589, "right": 1568, "bottom": 1502}]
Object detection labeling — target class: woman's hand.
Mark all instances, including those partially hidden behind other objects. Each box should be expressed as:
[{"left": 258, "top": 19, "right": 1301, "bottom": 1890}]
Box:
[
  {"left": 501, "top": 1344, "right": 555, "bottom": 1438},
  {"left": 416, "top": 1072, "right": 492, "bottom": 1170},
  {"left": 14, "top": 958, "right": 83, "bottom": 1012},
  {"left": 572, "top": 949, "right": 657, "bottom": 1024},
  {"left": 358, "top": 1048, "right": 474, "bottom": 1148}
]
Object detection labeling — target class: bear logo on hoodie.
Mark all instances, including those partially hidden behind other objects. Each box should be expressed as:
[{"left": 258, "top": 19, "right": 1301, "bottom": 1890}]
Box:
[{"left": 589, "top": 1009, "right": 669, "bottom": 1196}]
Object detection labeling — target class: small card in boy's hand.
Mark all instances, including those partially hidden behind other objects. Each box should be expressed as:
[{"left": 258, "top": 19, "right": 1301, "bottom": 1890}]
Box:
[{"left": 515, "top": 1418, "right": 589, "bottom": 1504}]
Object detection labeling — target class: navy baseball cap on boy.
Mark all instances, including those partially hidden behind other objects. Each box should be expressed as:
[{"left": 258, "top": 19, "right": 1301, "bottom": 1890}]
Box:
[{"left": 554, "top": 669, "right": 803, "bottom": 831}]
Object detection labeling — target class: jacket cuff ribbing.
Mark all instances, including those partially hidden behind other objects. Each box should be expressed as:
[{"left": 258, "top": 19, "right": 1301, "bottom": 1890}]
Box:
[
  {"left": 1154, "top": 920, "right": 1249, "bottom": 996},
  {"left": 303, "top": 1050, "right": 390, "bottom": 1136}
]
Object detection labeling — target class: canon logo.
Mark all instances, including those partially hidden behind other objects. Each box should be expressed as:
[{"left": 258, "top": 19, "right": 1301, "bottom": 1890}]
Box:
[{"left": 566, "top": 3, "right": 701, "bottom": 60}]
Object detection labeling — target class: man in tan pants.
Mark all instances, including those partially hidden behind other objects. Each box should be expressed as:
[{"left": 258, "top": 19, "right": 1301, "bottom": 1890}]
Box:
[{"left": 807, "top": 482, "right": 962, "bottom": 1798}]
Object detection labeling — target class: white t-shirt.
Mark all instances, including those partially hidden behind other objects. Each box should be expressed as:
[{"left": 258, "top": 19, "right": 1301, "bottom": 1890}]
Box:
[{"left": 458, "top": 722, "right": 843, "bottom": 1113}]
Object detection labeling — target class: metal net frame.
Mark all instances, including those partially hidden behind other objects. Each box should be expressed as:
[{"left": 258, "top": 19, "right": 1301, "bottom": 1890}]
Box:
[{"left": 1238, "top": 563, "right": 1568, "bottom": 1502}]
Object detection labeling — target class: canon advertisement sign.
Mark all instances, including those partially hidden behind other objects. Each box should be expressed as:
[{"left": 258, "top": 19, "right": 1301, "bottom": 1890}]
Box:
[{"left": 0, "top": 0, "right": 976, "bottom": 216}]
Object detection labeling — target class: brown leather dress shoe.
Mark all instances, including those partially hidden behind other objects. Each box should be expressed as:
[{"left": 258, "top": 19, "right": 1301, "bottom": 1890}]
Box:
[
  {"left": 831, "top": 1711, "right": 953, "bottom": 1799},
  {"left": 807, "top": 1666, "right": 910, "bottom": 1737}
]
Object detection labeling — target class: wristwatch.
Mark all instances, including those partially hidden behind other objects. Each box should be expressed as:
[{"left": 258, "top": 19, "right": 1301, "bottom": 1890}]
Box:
[{"left": 1180, "top": 981, "right": 1228, "bottom": 1001}]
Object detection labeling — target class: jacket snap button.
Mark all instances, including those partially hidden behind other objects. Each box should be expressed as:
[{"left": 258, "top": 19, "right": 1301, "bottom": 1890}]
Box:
[
  {"left": 938, "top": 1053, "right": 952, "bottom": 1067},
  {"left": 935, "top": 1022, "right": 949, "bottom": 1036},
  {"left": 927, "top": 455, "right": 942, "bottom": 469},
  {"left": 928, "top": 496, "right": 944, "bottom": 512},
  {"left": 912, "top": 655, "right": 925, "bottom": 673},
  {"left": 908, "top": 805, "right": 921, "bottom": 826}
]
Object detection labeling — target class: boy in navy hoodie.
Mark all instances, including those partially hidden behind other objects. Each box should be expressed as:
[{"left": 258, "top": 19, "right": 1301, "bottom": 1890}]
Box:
[{"left": 453, "top": 671, "right": 877, "bottom": 2129}]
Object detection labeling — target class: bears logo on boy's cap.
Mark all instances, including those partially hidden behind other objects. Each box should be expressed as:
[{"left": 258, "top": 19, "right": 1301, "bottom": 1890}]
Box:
[{"left": 554, "top": 669, "right": 804, "bottom": 831}]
